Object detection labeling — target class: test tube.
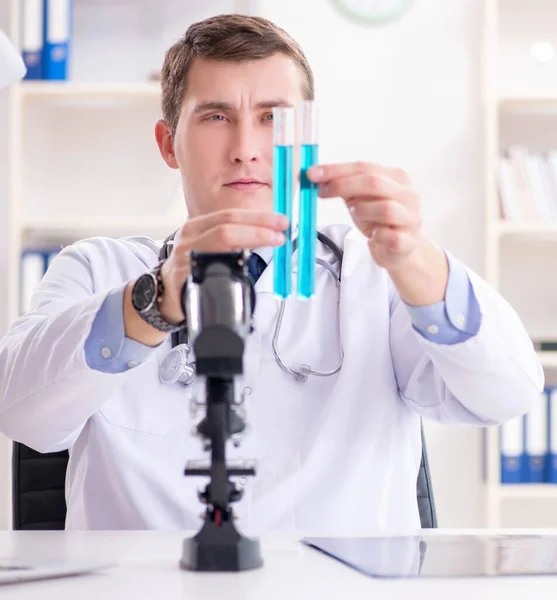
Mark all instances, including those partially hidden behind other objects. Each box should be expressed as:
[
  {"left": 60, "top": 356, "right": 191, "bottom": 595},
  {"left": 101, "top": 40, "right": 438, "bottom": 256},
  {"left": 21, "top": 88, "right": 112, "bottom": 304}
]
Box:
[
  {"left": 297, "top": 100, "right": 318, "bottom": 299},
  {"left": 272, "top": 106, "right": 295, "bottom": 299}
]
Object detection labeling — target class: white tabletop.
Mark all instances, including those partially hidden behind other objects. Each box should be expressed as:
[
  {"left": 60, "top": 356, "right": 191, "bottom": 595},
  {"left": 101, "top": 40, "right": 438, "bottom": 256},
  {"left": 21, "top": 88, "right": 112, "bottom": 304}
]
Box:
[{"left": 2, "top": 528, "right": 557, "bottom": 598}]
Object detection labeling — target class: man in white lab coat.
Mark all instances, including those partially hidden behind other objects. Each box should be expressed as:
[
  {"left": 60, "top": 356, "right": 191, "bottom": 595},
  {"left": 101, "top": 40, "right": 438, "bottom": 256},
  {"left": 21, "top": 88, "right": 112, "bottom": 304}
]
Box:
[{"left": 0, "top": 15, "right": 543, "bottom": 533}]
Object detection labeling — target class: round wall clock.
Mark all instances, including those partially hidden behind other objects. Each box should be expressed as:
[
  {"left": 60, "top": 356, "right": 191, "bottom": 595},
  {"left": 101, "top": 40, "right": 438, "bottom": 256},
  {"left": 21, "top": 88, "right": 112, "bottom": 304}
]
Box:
[{"left": 332, "top": 0, "right": 415, "bottom": 25}]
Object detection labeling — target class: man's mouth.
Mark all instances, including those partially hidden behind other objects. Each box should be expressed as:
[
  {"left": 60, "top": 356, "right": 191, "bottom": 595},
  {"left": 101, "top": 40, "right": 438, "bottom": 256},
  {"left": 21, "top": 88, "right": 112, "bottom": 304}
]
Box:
[{"left": 224, "top": 179, "right": 268, "bottom": 191}]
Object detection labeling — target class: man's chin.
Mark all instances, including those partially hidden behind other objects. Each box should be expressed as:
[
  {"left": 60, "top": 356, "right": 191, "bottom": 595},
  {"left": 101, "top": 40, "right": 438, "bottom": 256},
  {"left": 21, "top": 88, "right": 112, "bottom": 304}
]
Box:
[{"left": 218, "top": 188, "right": 273, "bottom": 210}]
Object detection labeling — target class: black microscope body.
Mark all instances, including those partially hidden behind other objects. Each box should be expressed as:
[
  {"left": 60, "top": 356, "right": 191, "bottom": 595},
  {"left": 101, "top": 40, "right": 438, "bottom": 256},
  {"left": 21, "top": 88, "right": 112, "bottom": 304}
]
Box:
[{"left": 179, "top": 250, "right": 262, "bottom": 572}]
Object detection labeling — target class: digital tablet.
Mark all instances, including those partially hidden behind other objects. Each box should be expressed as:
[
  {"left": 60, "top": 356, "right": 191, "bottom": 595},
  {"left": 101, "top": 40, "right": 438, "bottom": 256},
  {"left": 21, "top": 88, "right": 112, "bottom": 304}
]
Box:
[{"left": 301, "top": 534, "right": 557, "bottom": 578}]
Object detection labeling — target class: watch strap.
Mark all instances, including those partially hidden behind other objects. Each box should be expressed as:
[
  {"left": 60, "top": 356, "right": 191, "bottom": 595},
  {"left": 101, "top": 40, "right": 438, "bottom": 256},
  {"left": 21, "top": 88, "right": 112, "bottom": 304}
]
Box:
[{"left": 135, "top": 261, "right": 186, "bottom": 333}]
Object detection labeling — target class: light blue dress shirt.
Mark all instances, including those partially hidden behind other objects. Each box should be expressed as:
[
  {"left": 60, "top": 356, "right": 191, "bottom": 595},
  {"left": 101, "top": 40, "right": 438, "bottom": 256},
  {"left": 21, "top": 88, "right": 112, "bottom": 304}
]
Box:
[
  {"left": 84, "top": 250, "right": 482, "bottom": 374},
  {"left": 84, "top": 283, "right": 158, "bottom": 374}
]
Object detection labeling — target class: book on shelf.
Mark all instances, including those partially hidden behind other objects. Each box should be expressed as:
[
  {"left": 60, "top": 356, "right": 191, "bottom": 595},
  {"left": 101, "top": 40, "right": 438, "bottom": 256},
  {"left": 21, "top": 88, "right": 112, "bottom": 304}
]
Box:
[
  {"left": 500, "top": 386, "right": 557, "bottom": 484},
  {"left": 497, "top": 145, "right": 557, "bottom": 222},
  {"left": 536, "top": 341, "right": 557, "bottom": 352}
]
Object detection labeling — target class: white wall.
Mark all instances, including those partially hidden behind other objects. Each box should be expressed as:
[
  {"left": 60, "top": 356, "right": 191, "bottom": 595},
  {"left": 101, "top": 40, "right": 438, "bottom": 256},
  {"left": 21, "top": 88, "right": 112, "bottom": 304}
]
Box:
[
  {"left": 256, "top": 0, "right": 486, "bottom": 528},
  {"left": 0, "top": 0, "right": 487, "bottom": 528}
]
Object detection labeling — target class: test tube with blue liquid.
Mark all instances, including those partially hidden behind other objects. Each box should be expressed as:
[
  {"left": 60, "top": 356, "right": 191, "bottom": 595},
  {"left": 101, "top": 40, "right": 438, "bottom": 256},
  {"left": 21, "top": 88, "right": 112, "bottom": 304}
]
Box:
[
  {"left": 298, "top": 100, "right": 318, "bottom": 299},
  {"left": 272, "top": 106, "right": 295, "bottom": 298}
]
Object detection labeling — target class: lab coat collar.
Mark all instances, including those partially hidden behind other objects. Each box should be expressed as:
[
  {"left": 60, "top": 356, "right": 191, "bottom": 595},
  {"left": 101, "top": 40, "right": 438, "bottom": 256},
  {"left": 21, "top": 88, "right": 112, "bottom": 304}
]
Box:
[{"left": 252, "top": 224, "right": 299, "bottom": 267}]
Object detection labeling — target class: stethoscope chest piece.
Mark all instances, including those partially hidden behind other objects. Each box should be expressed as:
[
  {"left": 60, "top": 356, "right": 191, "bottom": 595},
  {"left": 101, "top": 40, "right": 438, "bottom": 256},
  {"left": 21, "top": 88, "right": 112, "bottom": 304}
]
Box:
[{"left": 159, "top": 343, "right": 196, "bottom": 385}]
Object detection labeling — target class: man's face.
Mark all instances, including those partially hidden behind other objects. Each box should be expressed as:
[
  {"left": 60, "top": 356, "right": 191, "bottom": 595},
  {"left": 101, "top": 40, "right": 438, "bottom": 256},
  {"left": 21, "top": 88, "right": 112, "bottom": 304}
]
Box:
[{"left": 160, "top": 54, "right": 305, "bottom": 218}]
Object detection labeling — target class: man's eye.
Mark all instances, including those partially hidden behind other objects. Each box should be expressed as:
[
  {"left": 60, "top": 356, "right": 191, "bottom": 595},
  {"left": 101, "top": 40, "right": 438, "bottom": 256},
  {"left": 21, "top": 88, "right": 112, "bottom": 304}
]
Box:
[
  {"left": 262, "top": 113, "right": 274, "bottom": 121},
  {"left": 208, "top": 114, "right": 226, "bottom": 121}
]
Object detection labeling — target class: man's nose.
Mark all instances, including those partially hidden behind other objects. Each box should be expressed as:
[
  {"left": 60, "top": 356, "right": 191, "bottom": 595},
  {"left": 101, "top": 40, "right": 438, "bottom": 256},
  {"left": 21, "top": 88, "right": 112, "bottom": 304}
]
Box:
[{"left": 229, "top": 122, "right": 261, "bottom": 164}]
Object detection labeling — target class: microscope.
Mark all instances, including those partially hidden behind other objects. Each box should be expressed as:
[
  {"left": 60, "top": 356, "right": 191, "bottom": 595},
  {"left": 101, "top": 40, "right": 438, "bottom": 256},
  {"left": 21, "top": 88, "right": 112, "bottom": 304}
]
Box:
[{"left": 178, "top": 250, "right": 263, "bottom": 572}]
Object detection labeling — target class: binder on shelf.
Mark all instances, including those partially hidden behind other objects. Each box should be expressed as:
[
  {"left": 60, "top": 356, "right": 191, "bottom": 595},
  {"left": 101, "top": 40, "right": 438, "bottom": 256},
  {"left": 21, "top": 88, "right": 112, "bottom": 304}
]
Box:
[
  {"left": 21, "top": 0, "right": 44, "bottom": 80},
  {"left": 548, "top": 387, "right": 557, "bottom": 483},
  {"left": 527, "top": 154, "right": 555, "bottom": 221},
  {"left": 43, "top": 0, "right": 72, "bottom": 81},
  {"left": 20, "top": 250, "right": 45, "bottom": 315},
  {"left": 45, "top": 250, "right": 59, "bottom": 271},
  {"left": 500, "top": 414, "right": 525, "bottom": 484},
  {"left": 19, "top": 249, "right": 59, "bottom": 315},
  {"left": 524, "top": 389, "right": 549, "bottom": 483}
]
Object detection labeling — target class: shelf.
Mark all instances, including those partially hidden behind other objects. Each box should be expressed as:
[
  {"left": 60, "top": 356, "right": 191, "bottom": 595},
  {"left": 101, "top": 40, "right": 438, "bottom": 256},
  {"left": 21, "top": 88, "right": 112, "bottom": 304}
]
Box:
[
  {"left": 15, "top": 81, "right": 161, "bottom": 100},
  {"left": 499, "top": 93, "right": 557, "bottom": 109},
  {"left": 21, "top": 217, "right": 180, "bottom": 242},
  {"left": 496, "top": 221, "right": 557, "bottom": 237},
  {"left": 495, "top": 485, "right": 557, "bottom": 499},
  {"left": 538, "top": 351, "right": 557, "bottom": 368}
]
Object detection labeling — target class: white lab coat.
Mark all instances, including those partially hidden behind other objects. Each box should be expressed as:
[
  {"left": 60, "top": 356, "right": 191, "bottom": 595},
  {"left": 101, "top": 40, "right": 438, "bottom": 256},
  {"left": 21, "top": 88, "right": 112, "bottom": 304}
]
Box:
[{"left": 0, "top": 224, "right": 543, "bottom": 533}]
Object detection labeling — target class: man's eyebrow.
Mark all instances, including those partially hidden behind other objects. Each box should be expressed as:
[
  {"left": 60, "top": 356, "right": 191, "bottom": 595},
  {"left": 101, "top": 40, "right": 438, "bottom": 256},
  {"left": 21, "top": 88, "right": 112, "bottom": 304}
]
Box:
[
  {"left": 192, "top": 99, "right": 293, "bottom": 113},
  {"left": 255, "top": 99, "right": 293, "bottom": 109},
  {"left": 193, "top": 101, "right": 235, "bottom": 113}
]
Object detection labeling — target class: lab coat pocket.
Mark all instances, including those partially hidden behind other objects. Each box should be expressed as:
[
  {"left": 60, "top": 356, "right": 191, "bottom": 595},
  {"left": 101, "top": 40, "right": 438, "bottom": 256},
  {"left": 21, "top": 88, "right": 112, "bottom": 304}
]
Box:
[{"left": 98, "top": 356, "right": 193, "bottom": 435}]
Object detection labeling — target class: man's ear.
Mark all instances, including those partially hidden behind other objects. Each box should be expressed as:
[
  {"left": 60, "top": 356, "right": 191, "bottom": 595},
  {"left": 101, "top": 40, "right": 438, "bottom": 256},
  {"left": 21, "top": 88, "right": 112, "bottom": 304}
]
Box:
[{"left": 155, "top": 119, "right": 179, "bottom": 169}]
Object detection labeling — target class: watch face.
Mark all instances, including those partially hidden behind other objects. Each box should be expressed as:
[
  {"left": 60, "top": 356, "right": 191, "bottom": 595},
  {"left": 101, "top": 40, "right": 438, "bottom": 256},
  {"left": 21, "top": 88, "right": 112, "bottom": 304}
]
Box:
[{"left": 132, "top": 273, "right": 157, "bottom": 312}]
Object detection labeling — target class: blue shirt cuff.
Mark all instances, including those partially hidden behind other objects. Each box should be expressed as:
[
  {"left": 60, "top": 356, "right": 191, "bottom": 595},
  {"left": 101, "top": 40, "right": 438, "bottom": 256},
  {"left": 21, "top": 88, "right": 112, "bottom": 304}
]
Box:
[
  {"left": 403, "top": 251, "right": 482, "bottom": 345},
  {"left": 84, "top": 284, "right": 160, "bottom": 373}
]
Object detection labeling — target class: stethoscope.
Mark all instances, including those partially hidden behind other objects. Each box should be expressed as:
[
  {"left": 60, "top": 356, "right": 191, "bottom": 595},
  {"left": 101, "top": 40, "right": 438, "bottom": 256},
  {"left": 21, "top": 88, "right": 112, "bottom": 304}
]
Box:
[{"left": 158, "top": 230, "right": 344, "bottom": 386}]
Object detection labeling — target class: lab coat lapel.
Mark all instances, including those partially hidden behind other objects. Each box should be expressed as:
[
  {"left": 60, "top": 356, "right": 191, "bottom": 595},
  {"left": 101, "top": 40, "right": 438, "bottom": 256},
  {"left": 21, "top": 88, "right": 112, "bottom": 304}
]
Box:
[{"left": 251, "top": 254, "right": 280, "bottom": 339}]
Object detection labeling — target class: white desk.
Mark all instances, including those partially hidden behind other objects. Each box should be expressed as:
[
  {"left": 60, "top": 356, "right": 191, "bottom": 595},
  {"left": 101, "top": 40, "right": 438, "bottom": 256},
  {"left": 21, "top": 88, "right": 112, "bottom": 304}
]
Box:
[{"left": 2, "top": 529, "right": 557, "bottom": 598}]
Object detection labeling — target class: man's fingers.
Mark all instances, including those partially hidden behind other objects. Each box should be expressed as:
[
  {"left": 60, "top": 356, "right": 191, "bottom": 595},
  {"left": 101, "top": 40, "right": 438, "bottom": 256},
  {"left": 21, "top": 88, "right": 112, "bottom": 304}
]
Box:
[
  {"left": 349, "top": 199, "right": 421, "bottom": 229},
  {"left": 308, "top": 162, "right": 411, "bottom": 186},
  {"left": 186, "top": 224, "right": 286, "bottom": 253},
  {"left": 180, "top": 208, "right": 289, "bottom": 238},
  {"left": 318, "top": 173, "right": 406, "bottom": 200},
  {"left": 370, "top": 227, "right": 415, "bottom": 254}
]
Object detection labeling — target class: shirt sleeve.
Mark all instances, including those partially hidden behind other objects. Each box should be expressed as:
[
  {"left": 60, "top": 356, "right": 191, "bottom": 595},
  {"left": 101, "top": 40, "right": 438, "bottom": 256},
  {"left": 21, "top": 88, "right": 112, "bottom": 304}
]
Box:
[
  {"left": 402, "top": 251, "right": 482, "bottom": 345},
  {"left": 84, "top": 284, "right": 161, "bottom": 373}
]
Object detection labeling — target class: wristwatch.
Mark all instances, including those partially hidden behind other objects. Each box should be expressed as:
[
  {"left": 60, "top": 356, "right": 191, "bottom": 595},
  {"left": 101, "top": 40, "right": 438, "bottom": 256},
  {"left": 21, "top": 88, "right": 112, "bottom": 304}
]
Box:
[{"left": 131, "top": 261, "right": 186, "bottom": 333}]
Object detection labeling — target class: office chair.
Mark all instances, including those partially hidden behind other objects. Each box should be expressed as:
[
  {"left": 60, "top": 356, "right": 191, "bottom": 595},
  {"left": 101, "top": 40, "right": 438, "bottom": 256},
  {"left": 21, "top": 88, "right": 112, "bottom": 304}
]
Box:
[
  {"left": 12, "top": 421, "right": 437, "bottom": 530},
  {"left": 12, "top": 443, "right": 68, "bottom": 530}
]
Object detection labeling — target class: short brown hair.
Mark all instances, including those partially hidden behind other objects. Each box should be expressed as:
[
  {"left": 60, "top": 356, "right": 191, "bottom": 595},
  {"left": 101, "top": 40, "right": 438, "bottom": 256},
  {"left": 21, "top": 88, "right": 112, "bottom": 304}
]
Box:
[{"left": 160, "top": 14, "right": 315, "bottom": 136}]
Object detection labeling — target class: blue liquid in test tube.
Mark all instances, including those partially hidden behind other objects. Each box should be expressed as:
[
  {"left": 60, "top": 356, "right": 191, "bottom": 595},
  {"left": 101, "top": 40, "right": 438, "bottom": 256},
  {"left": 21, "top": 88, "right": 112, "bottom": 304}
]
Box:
[
  {"left": 272, "top": 107, "right": 295, "bottom": 299},
  {"left": 298, "top": 101, "right": 318, "bottom": 299}
]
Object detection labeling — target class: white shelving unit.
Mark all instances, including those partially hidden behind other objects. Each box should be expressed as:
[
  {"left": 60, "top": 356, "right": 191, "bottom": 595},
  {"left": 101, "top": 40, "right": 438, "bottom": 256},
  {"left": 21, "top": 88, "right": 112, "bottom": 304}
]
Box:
[
  {"left": 483, "top": 0, "right": 557, "bottom": 528},
  {"left": 2, "top": 0, "right": 256, "bottom": 529},
  {"left": 6, "top": 0, "right": 257, "bottom": 316}
]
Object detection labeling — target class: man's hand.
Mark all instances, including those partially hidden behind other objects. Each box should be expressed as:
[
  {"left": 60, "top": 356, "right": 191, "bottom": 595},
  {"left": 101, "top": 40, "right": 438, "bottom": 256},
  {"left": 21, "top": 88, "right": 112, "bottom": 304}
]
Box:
[
  {"left": 123, "top": 208, "right": 289, "bottom": 348},
  {"left": 307, "top": 162, "right": 449, "bottom": 306},
  {"left": 307, "top": 161, "right": 422, "bottom": 269},
  {"left": 158, "top": 208, "right": 288, "bottom": 324}
]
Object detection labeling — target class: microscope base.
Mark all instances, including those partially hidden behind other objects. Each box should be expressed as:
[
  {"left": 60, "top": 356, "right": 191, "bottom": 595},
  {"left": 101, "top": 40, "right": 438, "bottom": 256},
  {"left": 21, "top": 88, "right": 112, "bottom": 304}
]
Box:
[{"left": 180, "top": 509, "right": 263, "bottom": 572}]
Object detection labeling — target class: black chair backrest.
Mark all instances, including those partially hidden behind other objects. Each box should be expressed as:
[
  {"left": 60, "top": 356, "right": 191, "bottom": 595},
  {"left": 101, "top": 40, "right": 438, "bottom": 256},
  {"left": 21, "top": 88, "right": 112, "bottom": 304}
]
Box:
[
  {"left": 12, "top": 422, "right": 437, "bottom": 529},
  {"left": 12, "top": 443, "right": 68, "bottom": 530}
]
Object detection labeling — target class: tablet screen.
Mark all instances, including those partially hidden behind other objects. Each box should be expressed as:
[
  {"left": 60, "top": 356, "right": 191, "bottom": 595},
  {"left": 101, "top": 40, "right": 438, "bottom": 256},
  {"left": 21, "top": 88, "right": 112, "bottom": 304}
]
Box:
[{"left": 301, "top": 534, "right": 557, "bottom": 578}]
